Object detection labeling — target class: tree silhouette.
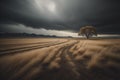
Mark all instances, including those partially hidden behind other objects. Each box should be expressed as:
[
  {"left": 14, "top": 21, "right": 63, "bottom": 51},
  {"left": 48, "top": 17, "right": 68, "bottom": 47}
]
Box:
[{"left": 78, "top": 26, "right": 97, "bottom": 39}]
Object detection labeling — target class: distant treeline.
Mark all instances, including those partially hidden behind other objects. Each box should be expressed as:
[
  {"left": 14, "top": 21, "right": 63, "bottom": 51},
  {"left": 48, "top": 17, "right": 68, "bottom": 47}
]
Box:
[{"left": 0, "top": 33, "right": 72, "bottom": 38}]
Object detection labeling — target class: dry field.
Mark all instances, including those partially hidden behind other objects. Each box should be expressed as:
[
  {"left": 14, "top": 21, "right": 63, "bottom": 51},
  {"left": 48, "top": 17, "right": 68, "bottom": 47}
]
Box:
[{"left": 0, "top": 38, "right": 120, "bottom": 80}]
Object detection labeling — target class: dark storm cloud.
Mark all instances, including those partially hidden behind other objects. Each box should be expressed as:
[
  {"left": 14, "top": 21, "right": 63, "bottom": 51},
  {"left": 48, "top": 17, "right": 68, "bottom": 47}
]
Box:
[{"left": 0, "top": 0, "right": 120, "bottom": 34}]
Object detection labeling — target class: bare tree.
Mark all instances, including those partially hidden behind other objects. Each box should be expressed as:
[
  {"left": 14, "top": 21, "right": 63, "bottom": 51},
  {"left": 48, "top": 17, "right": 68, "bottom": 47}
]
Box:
[{"left": 78, "top": 26, "right": 97, "bottom": 39}]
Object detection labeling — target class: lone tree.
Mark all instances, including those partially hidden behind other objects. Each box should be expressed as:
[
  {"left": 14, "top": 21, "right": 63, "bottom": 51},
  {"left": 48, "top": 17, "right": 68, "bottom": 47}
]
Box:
[{"left": 78, "top": 26, "right": 97, "bottom": 39}]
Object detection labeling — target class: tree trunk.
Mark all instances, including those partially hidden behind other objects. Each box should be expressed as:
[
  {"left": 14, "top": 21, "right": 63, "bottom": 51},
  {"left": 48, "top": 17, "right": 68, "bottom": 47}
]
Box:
[{"left": 85, "top": 34, "right": 89, "bottom": 39}]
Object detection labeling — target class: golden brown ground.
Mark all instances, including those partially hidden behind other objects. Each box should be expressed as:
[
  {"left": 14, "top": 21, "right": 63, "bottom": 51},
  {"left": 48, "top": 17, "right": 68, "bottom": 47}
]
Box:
[{"left": 0, "top": 38, "right": 120, "bottom": 80}]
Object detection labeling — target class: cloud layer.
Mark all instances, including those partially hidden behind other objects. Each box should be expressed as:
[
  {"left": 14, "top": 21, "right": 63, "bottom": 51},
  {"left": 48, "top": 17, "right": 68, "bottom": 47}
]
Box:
[
  {"left": 0, "top": 0, "right": 120, "bottom": 34},
  {"left": 0, "top": 23, "right": 77, "bottom": 37}
]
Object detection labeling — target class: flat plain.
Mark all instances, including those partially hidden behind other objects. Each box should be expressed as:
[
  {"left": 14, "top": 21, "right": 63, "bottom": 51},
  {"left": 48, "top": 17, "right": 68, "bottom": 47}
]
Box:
[{"left": 0, "top": 38, "right": 120, "bottom": 80}]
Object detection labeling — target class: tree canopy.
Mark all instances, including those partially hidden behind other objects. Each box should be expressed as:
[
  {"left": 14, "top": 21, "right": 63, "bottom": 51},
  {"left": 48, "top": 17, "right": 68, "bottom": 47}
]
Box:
[{"left": 78, "top": 26, "right": 97, "bottom": 39}]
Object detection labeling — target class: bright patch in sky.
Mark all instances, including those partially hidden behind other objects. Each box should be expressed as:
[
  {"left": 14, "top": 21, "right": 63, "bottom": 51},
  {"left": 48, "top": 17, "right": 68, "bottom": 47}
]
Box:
[
  {"left": 48, "top": 2, "right": 56, "bottom": 12},
  {"left": 35, "top": 0, "right": 57, "bottom": 14}
]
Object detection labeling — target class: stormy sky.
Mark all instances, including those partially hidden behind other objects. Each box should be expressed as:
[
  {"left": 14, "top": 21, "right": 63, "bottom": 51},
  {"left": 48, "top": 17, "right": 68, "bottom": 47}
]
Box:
[{"left": 0, "top": 0, "right": 120, "bottom": 36}]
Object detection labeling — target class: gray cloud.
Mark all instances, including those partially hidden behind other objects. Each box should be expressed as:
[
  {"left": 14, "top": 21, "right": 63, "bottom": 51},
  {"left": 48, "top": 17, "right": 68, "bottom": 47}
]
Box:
[
  {"left": 0, "top": 23, "right": 78, "bottom": 37},
  {"left": 0, "top": 0, "right": 120, "bottom": 34}
]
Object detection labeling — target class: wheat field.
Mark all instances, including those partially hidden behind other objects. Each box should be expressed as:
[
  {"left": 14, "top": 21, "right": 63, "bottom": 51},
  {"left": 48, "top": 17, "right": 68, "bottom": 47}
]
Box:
[{"left": 0, "top": 38, "right": 120, "bottom": 80}]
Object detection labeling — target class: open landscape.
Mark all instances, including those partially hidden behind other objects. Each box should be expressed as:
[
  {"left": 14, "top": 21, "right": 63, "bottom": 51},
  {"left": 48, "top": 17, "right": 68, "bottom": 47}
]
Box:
[
  {"left": 0, "top": 0, "right": 120, "bottom": 80},
  {"left": 0, "top": 38, "right": 120, "bottom": 80}
]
